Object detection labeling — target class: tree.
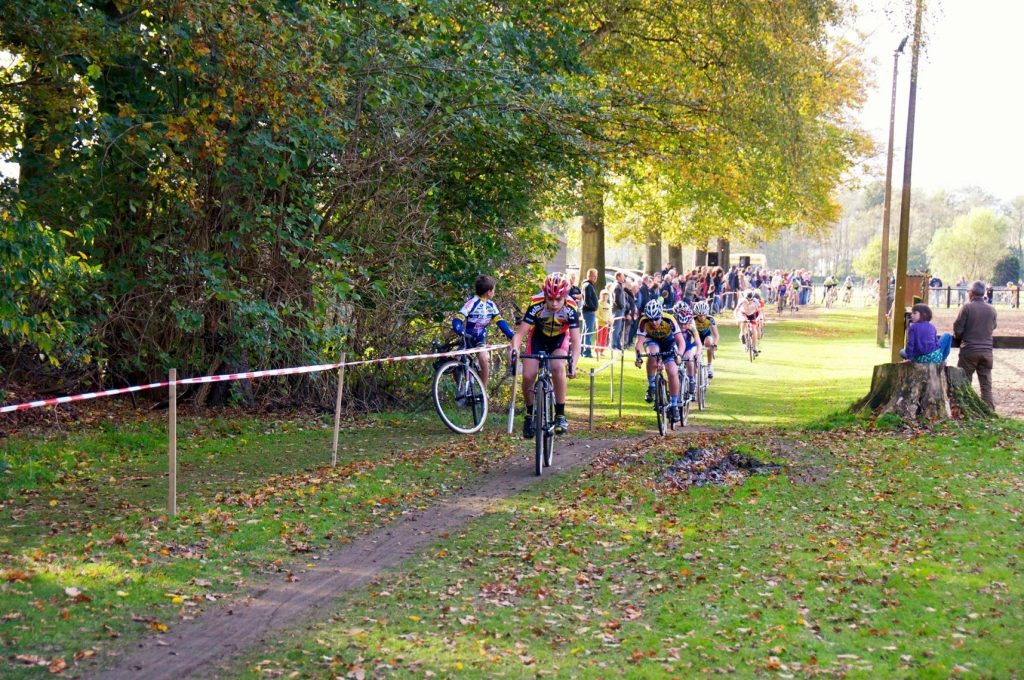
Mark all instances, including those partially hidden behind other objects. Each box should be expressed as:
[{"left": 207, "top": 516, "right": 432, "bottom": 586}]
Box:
[
  {"left": 853, "top": 234, "right": 898, "bottom": 278},
  {"left": 926, "top": 208, "right": 1008, "bottom": 281},
  {"left": 993, "top": 254, "right": 1020, "bottom": 286},
  {"left": 570, "top": 0, "right": 870, "bottom": 273}
]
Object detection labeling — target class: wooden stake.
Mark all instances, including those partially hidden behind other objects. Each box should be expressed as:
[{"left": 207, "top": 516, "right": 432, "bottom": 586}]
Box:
[
  {"left": 331, "top": 354, "right": 345, "bottom": 466},
  {"left": 168, "top": 368, "right": 177, "bottom": 517}
]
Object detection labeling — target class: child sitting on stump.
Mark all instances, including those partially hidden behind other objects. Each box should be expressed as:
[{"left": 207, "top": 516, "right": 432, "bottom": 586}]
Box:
[{"left": 900, "top": 303, "right": 952, "bottom": 364}]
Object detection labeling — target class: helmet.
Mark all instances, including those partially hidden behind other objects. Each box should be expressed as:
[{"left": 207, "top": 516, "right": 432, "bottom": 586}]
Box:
[
  {"left": 692, "top": 300, "right": 710, "bottom": 316},
  {"left": 674, "top": 301, "right": 693, "bottom": 325},
  {"left": 643, "top": 298, "right": 663, "bottom": 320},
  {"left": 745, "top": 290, "right": 755, "bottom": 299},
  {"left": 542, "top": 272, "right": 570, "bottom": 299}
]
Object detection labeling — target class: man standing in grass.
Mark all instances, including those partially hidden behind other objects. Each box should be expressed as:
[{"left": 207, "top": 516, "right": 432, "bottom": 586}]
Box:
[{"left": 953, "top": 280, "right": 998, "bottom": 409}]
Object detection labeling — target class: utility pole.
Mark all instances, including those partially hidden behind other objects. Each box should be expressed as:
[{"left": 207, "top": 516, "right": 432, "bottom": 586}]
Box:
[
  {"left": 891, "top": 0, "right": 924, "bottom": 363},
  {"left": 877, "top": 36, "right": 908, "bottom": 347}
]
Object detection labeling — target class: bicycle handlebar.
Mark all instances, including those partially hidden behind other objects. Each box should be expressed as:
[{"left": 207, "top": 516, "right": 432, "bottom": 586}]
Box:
[{"left": 518, "top": 353, "right": 571, "bottom": 361}]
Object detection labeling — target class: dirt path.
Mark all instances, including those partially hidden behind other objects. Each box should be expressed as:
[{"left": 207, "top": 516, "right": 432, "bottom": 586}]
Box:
[{"left": 85, "top": 427, "right": 716, "bottom": 679}]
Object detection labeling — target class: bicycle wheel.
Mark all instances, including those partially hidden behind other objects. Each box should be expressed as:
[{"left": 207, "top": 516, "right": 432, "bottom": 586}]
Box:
[
  {"left": 697, "top": 363, "right": 707, "bottom": 411},
  {"left": 679, "top": 386, "right": 690, "bottom": 427},
  {"left": 654, "top": 373, "right": 668, "bottom": 436},
  {"left": 433, "top": 361, "right": 488, "bottom": 434},
  {"left": 747, "top": 329, "right": 755, "bottom": 362},
  {"left": 543, "top": 383, "right": 555, "bottom": 467}
]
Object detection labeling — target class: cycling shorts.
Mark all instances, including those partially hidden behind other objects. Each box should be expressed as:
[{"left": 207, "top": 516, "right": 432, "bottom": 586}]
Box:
[
  {"left": 744, "top": 312, "right": 759, "bottom": 322},
  {"left": 527, "top": 330, "right": 569, "bottom": 356},
  {"left": 643, "top": 337, "right": 678, "bottom": 362}
]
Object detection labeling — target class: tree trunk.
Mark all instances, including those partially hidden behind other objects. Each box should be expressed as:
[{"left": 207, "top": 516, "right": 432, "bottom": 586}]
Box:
[
  {"left": 716, "top": 238, "right": 730, "bottom": 271},
  {"left": 580, "top": 183, "right": 605, "bottom": 284},
  {"left": 851, "top": 363, "right": 994, "bottom": 420},
  {"left": 645, "top": 231, "right": 662, "bottom": 274},
  {"left": 668, "top": 243, "right": 682, "bottom": 272}
]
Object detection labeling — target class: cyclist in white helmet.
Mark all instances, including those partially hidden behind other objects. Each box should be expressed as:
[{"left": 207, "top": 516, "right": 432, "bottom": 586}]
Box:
[
  {"left": 734, "top": 290, "right": 761, "bottom": 356},
  {"left": 672, "top": 301, "right": 701, "bottom": 400},
  {"left": 633, "top": 299, "right": 685, "bottom": 422},
  {"left": 691, "top": 300, "right": 719, "bottom": 379}
]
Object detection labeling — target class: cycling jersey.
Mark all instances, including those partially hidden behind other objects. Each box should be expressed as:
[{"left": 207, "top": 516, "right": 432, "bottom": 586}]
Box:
[
  {"left": 453, "top": 296, "right": 513, "bottom": 343},
  {"left": 521, "top": 294, "right": 580, "bottom": 338},
  {"left": 637, "top": 313, "right": 682, "bottom": 342},
  {"left": 694, "top": 315, "right": 716, "bottom": 339}
]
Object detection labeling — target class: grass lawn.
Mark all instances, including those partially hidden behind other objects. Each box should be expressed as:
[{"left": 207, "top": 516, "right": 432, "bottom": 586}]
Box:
[
  {"left": 228, "top": 419, "right": 1024, "bottom": 679},
  {"left": 2, "top": 306, "right": 1020, "bottom": 677},
  {"left": 572, "top": 307, "right": 891, "bottom": 433}
]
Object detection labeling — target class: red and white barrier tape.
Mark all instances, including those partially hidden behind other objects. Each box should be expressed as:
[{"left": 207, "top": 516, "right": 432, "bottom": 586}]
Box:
[{"left": 0, "top": 343, "right": 508, "bottom": 414}]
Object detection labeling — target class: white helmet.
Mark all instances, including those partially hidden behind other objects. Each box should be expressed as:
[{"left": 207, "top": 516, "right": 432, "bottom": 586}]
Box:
[
  {"left": 692, "top": 300, "right": 710, "bottom": 316},
  {"left": 644, "top": 298, "right": 663, "bottom": 320}
]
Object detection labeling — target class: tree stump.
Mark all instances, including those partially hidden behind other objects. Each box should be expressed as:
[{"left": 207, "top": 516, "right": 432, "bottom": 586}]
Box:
[
  {"left": 945, "top": 366, "right": 996, "bottom": 419},
  {"left": 851, "top": 363, "right": 995, "bottom": 420},
  {"left": 851, "top": 363, "right": 949, "bottom": 419}
]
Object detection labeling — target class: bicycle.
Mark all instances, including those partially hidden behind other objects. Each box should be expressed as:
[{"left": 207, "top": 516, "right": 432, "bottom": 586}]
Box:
[
  {"left": 824, "top": 286, "right": 838, "bottom": 309},
  {"left": 517, "top": 351, "right": 571, "bottom": 475},
  {"left": 432, "top": 337, "right": 488, "bottom": 434},
  {"left": 642, "top": 350, "right": 678, "bottom": 435},
  {"left": 743, "top": 322, "right": 757, "bottom": 362},
  {"left": 842, "top": 287, "right": 853, "bottom": 305},
  {"left": 693, "top": 350, "right": 709, "bottom": 411},
  {"left": 777, "top": 292, "right": 787, "bottom": 315}
]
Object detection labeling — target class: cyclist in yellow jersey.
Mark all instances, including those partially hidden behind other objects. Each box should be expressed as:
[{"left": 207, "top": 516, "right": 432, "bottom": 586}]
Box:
[
  {"left": 691, "top": 300, "right": 719, "bottom": 379},
  {"left": 509, "top": 272, "right": 581, "bottom": 438},
  {"left": 633, "top": 299, "right": 686, "bottom": 422}
]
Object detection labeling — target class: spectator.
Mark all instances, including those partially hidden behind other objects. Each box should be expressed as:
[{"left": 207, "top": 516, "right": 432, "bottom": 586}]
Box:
[
  {"left": 638, "top": 275, "right": 657, "bottom": 318},
  {"left": 953, "top": 280, "right": 998, "bottom": 409},
  {"left": 567, "top": 271, "right": 583, "bottom": 309},
  {"left": 580, "top": 268, "right": 599, "bottom": 358},
  {"left": 956, "top": 275, "right": 968, "bottom": 304},
  {"left": 625, "top": 279, "right": 640, "bottom": 345},
  {"left": 928, "top": 274, "right": 943, "bottom": 306},
  {"left": 899, "top": 303, "right": 951, "bottom": 363},
  {"left": 727, "top": 266, "right": 740, "bottom": 309},
  {"left": 660, "top": 273, "right": 676, "bottom": 307},
  {"left": 611, "top": 272, "right": 626, "bottom": 350},
  {"left": 595, "top": 289, "right": 611, "bottom": 357}
]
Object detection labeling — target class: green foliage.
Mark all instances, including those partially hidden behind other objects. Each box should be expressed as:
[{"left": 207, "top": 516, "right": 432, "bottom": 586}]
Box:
[
  {"left": 852, "top": 233, "right": 897, "bottom": 278},
  {"left": 992, "top": 253, "right": 1021, "bottom": 285},
  {"left": 927, "top": 208, "right": 1009, "bottom": 281},
  {"left": 1, "top": 0, "right": 593, "bottom": 401}
]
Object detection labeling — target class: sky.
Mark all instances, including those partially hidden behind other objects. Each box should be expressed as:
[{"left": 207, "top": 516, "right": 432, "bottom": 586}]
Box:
[
  {"left": 3, "top": 2, "right": 1022, "bottom": 201},
  {"left": 854, "top": 0, "right": 1024, "bottom": 202}
]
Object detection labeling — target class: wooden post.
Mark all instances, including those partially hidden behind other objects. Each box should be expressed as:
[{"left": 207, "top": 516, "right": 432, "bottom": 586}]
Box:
[
  {"left": 331, "top": 353, "right": 346, "bottom": 466},
  {"left": 168, "top": 368, "right": 177, "bottom": 517}
]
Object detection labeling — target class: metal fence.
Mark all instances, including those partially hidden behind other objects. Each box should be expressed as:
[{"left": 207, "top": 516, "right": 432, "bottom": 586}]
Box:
[{"left": 926, "top": 286, "right": 1021, "bottom": 309}]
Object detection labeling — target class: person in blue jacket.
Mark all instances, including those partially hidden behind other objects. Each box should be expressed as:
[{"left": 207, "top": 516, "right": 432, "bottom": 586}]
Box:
[{"left": 452, "top": 275, "right": 515, "bottom": 387}]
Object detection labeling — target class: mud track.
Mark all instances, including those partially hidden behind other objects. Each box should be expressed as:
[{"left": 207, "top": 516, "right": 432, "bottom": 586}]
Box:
[{"left": 87, "top": 427, "right": 717, "bottom": 679}]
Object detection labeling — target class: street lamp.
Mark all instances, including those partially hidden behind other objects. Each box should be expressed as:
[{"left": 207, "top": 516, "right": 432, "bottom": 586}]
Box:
[{"left": 877, "top": 36, "right": 908, "bottom": 347}]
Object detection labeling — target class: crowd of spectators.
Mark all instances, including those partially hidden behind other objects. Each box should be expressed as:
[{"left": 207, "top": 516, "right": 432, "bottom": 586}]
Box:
[{"left": 578, "top": 263, "right": 817, "bottom": 354}]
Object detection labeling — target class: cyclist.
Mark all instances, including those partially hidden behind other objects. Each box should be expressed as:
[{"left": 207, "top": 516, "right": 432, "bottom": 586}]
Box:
[
  {"left": 509, "top": 272, "right": 581, "bottom": 438},
  {"left": 842, "top": 276, "right": 855, "bottom": 304},
  {"left": 753, "top": 290, "right": 767, "bottom": 339},
  {"left": 787, "top": 274, "right": 802, "bottom": 312},
  {"left": 633, "top": 299, "right": 686, "bottom": 422},
  {"left": 822, "top": 273, "right": 839, "bottom": 305},
  {"left": 672, "top": 301, "right": 702, "bottom": 402},
  {"left": 734, "top": 291, "right": 761, "bottom": 356},
  {"left": 452, "top": 275, "right": 515, "bottom": 388},
  {"left": 691, "top": 300, "right": 719, "bottom": 379}
]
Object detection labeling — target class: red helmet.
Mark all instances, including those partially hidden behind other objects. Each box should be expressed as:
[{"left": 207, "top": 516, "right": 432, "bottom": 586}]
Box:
[{"left": 542, "top": 272, "right": 570, "bottom": 299}]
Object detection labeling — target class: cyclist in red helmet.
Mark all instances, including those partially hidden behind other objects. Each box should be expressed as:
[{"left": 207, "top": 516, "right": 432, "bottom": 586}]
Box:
[{"left": 509, "top": 272, "right": 581, "bottom": 437}]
